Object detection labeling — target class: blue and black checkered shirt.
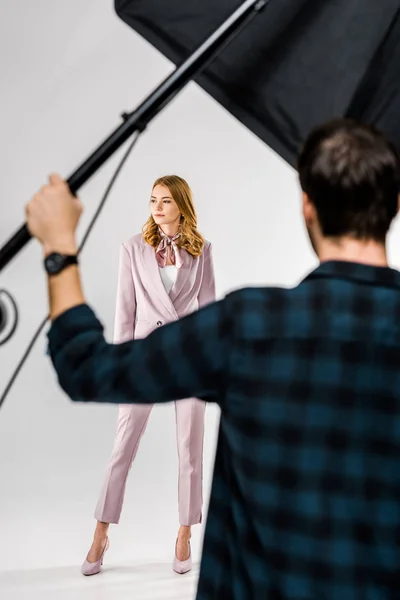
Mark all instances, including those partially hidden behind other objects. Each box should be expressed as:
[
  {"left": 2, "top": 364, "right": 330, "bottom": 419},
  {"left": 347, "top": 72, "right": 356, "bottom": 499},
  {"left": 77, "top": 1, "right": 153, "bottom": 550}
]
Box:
[{"left": 48, "top": 261, "right": 400, "bottom": 599}]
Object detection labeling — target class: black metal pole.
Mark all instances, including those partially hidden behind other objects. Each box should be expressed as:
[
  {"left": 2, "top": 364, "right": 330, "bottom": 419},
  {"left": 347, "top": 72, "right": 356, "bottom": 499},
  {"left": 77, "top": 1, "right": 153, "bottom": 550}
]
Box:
[{"left": 0, "top": 0, "right": 268, "bottom": 273}]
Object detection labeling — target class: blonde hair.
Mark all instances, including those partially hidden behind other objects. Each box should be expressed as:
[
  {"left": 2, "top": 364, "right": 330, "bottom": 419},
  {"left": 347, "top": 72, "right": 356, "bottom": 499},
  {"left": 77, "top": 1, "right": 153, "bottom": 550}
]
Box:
[{"left": 142, "top": 175, "right": 205, "bottom": 257}]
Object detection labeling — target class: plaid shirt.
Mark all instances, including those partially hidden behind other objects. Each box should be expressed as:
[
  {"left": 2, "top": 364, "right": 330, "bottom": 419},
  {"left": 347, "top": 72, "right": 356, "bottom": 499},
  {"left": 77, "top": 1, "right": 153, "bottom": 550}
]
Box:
[{"left": 48, "top": 261, "right": 400, "bottom": 600}]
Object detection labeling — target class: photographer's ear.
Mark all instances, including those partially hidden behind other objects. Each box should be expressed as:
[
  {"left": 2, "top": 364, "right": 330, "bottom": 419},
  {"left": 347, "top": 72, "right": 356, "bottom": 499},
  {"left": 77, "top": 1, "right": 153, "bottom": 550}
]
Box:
[{"left": 302, "top": 192, "right": 316, "bottom": 228}]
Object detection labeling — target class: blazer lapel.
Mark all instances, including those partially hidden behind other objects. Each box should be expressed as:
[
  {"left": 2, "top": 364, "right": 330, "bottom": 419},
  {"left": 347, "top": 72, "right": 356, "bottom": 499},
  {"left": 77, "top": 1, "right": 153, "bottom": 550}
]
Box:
[
  {"left": 140, "top": 241, "right": 177, "bottom": 319},
  {"left": 169, "top": 249, "right": 194, "bottom": 304}
]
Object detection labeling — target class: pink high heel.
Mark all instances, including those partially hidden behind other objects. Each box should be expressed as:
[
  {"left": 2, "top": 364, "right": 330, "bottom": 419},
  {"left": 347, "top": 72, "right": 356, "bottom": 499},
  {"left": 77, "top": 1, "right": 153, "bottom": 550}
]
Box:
[
  {"left": 81, "top": 537, "right": 109, "bottom": 576},
  {"left": 173, "top": 539, "right": 192, "bottom": 575}
]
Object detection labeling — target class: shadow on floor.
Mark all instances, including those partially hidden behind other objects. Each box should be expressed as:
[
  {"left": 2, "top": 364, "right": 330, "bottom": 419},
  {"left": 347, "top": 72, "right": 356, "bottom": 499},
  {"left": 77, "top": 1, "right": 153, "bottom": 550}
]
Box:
[{"left": 0, "top": 561, "right": 199, "bottom": 600}]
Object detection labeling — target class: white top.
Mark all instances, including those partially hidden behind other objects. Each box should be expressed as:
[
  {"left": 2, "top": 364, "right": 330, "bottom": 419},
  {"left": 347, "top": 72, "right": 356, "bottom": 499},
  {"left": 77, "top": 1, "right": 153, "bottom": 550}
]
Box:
[{"left": 159, "top": 265, "right": 178, "bottom": 295}]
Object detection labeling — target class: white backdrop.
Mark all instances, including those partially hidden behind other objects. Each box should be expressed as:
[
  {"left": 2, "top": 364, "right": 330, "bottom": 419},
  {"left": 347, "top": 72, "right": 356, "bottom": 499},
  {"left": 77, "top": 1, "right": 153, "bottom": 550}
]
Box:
[{"left": 1, "top": 0, "right": 399, "bottom": 578}]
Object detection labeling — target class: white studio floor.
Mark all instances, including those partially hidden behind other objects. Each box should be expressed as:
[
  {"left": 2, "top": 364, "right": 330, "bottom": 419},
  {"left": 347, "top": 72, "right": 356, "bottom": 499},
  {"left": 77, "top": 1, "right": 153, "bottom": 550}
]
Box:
[{"left": 0, "top": 561, "right": 199, "bottom": 600}]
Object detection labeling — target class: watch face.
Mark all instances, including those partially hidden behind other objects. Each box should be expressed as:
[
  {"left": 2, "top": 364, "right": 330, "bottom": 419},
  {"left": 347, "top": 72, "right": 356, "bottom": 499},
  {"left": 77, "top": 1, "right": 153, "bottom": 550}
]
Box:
[{"left": 45, "top": 253, "right": 65, "bottom": 275}]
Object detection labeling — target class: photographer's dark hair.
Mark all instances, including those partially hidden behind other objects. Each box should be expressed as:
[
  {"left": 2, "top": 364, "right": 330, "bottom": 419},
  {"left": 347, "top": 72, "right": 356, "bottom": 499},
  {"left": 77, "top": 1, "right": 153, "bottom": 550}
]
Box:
[{"left": 298, "top": 119, "right": 400, "bottom": 242}]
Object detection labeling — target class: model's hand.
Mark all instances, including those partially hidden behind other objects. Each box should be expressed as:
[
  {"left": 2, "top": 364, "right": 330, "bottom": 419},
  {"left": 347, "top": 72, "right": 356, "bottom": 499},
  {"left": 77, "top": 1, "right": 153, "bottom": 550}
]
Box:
[{"left": 26, "top": 174, "right": 82, "bottom": 255}]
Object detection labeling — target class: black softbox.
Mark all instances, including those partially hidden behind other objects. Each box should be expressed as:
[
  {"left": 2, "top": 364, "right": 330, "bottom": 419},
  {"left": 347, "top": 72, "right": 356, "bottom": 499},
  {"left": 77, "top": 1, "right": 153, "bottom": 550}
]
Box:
[{"left": 115, "top": 0, "right": 400, "bottom": 166}]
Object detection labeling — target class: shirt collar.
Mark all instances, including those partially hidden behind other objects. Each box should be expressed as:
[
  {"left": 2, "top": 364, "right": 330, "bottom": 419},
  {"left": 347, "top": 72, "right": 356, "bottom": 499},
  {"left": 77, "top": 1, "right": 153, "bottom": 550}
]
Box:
[{"left": 305, "top": 260, "right": 400, "bottom": 290}]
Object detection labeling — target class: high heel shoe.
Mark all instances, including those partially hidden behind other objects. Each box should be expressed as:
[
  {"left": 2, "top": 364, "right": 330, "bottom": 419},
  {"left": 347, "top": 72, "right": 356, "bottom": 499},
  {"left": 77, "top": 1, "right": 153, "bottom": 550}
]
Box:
[
  {"left": 173, "top": 539, "right": 192, "bottom": 575},
  {"left": 81, "top": 537, "right": 109, "bottom": 576}
]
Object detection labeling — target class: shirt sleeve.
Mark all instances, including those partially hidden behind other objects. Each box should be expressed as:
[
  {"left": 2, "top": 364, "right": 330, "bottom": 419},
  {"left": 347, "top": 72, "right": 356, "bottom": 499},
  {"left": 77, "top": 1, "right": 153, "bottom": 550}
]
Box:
[{"left": 47, "top": 298, "right": 232, "bottom": 407}]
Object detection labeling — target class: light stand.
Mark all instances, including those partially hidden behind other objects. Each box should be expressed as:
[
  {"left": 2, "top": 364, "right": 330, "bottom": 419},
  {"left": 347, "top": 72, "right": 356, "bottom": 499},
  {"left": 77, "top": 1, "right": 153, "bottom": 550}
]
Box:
[{"left": 0, "top": 0, "right": 268, "bottom": 343}]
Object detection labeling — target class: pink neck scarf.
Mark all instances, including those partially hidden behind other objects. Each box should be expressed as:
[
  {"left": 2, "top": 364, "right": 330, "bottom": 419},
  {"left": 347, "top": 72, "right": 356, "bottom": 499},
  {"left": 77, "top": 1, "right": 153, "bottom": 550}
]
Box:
[{"left": 155, "top": 228, "right": 183, "bottom": 269}]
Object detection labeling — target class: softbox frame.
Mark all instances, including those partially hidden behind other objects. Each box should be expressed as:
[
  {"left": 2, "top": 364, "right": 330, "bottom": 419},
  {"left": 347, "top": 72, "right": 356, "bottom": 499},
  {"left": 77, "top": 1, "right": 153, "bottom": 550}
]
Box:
[{"left": 116, "top": 0, "right": 400, "bottom": 166}]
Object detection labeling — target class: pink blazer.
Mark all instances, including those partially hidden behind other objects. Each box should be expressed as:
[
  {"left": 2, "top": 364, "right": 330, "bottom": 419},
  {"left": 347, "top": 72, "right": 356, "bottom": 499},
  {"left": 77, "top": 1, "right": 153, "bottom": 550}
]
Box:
[{"left": 113, "top": 233, "right": 216, "bottom": 343}]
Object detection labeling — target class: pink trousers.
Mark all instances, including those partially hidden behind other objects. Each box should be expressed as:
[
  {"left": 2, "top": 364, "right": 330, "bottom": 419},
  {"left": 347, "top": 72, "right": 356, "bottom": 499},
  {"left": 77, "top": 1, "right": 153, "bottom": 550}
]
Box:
[{"left": 95, "top": 398, "right": 206, "bottom": 526}]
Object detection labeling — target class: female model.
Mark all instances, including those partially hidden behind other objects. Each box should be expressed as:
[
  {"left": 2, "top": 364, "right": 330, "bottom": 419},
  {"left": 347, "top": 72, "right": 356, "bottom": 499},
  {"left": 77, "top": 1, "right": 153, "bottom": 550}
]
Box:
[{"left": 81, "top": 175, "right": 216, "bottom": 576}]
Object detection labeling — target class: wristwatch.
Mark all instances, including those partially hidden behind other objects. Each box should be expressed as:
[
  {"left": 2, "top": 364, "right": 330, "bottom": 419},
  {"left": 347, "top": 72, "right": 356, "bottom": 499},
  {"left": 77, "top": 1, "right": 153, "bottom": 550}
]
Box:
[{"left": 44, "top": 252, "right": 79, "bottom": 276}]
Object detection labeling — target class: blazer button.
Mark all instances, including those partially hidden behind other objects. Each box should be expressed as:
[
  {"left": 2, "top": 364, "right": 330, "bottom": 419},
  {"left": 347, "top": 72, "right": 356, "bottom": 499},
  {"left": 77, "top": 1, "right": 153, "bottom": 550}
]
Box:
[{"left": 157, "top": 321, "right": 162, "bottom": 326}]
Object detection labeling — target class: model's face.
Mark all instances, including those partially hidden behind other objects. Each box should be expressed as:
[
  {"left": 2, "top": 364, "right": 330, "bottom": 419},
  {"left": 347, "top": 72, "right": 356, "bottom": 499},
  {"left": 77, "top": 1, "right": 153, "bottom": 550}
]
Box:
[{"left": 150, "top": 185, "right": 180, "bottom": 229}]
